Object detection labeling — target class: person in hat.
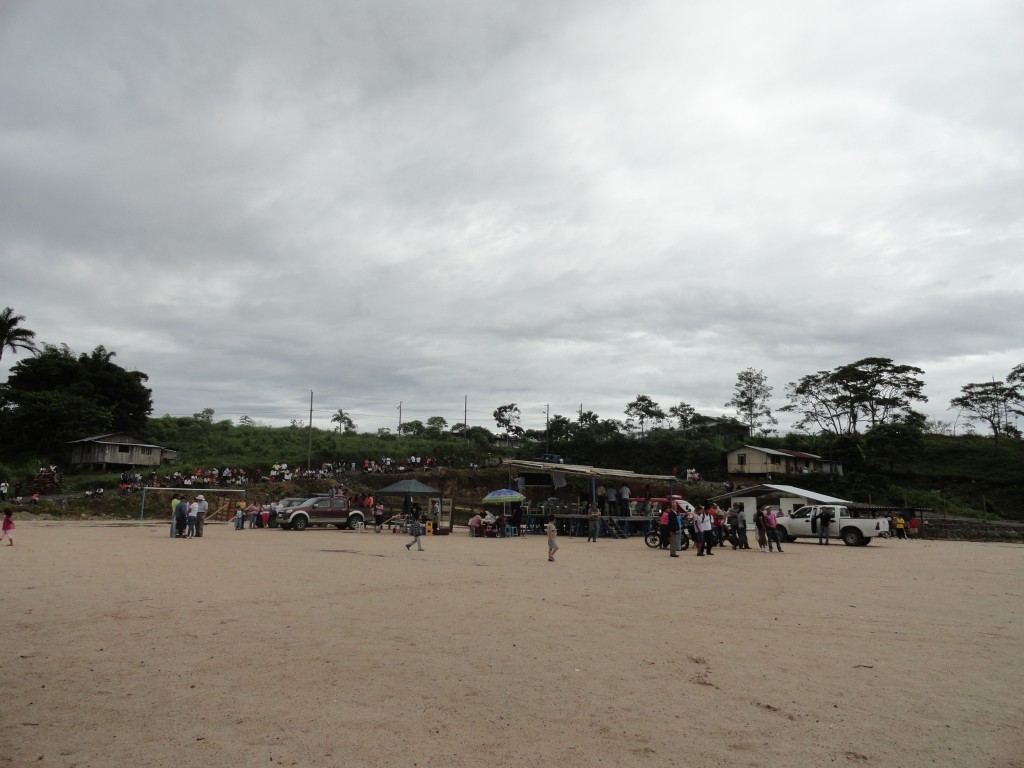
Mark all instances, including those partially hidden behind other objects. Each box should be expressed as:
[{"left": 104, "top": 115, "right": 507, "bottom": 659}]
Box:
[{"left": 195, "top": 495, "right": 208, "bottom": 537}]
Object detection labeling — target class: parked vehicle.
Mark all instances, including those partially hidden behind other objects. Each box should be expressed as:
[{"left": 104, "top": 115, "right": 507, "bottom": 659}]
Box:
[
  {"left": 645, "top": 527, "right": 690, "bottom": 550},
  {"left": 774, "top": 505, "right": 889, "bottom": 546},
  {"left": 278, "top": 496, "right": 366, "bottom": 531},
  {"left": 260, "top": 497, "right": 309, "bottom": 528}
]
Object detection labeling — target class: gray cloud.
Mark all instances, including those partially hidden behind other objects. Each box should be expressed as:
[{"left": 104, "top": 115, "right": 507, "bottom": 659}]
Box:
[{"left": 2, "top": 0, "right": 1022, "bottom": 437}]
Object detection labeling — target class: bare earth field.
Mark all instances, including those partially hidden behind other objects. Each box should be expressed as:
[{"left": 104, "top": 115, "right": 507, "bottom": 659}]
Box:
[{"left": 1, "top": 522, "right": 1022, "bottom": 768}]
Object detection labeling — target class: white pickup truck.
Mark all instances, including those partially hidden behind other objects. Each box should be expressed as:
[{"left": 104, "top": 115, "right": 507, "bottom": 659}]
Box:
[{"left": 774, "top": 505, "right": 888, "bottom": 546}]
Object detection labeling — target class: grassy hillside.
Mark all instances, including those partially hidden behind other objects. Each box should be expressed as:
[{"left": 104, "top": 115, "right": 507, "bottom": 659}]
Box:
[{"left": 5, "top": 417, "right": 1021, "bottom": 522}]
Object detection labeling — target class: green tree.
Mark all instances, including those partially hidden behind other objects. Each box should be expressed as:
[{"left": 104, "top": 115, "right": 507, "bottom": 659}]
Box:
[
  {"left": 668, "top": 401, "right": 697, "bottom": 430},
  {"left": 864, "top": 411, "right": 926, "bottom": 471},
  {"left": 950, "top": 380, "right": 1018, "bottom": 443},
  {"left": 425, "top": 416, "right": 448, "bottom": 438},
  {"left": 782, "top": 358, "right": 927, "bottom": 435},
  {"left": 0, "top": 343, "right": 152, "bottom": 459},
  {"left": 625, "top": 394, "right": 666, "bottom": 437},
  {"left": 399, "top": 419, "right": 426, "bottom": 437},
  {"left": 237, "top": 415, "right": 256, "bottom": 427},
  {"left": 547, "top": 414, "right": 573, "bottom": 443},
  {"left": 493, "top": 403, "right": 523, "bottom": 441},
  {"left": 193, "top": 408, "right": 215, "bottom": 424},
  {"left": 725, "top": 368, "right": 777, "bottom": 437},
  {"left": 331, "top": 408, "right": 357, "bottom": 433},
  {"left": 0, "top": 306, "right": 38, "bottom": 361}
]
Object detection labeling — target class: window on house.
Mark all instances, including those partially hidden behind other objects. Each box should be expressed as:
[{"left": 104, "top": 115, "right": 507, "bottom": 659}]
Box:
[
  {"left": 770, "top": 456, "right": 781, "bottom": 465},
  {"left": 140, "top": 447, "right": 153, "bottom": 455},
  {"left": 737, "top": 454, "right": 746, "bottom": 465},
  {"left": 118, "top": 445, "right": 130, "bottom": 454}
]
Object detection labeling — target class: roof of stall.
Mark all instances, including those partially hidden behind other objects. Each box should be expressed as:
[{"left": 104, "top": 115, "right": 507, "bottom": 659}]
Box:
[
  {"left": 708, "top": 484, "right": 851, "bottom": 505},
  {"left": 503, "top": 459, "right": 677, "bottom": 483}
]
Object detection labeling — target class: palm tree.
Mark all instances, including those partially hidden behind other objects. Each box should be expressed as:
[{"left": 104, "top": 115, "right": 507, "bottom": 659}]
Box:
[
  {"left": 331, "top": 408, "right": 356, "bottom": 433},
  {"left": 0, "top": 306, "right": 38, "bottom": 362}
]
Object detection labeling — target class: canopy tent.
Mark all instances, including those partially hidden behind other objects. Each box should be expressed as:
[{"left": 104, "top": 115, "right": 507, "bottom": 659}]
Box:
[
  {"left": 373, "top": 479, "right": 443, "bottom": 497},
  {"left": 372, "top": 478, "right": 449, "bottom": 532}
]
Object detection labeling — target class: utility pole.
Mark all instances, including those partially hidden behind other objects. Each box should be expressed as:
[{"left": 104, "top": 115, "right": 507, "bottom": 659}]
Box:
[
  {"left": 397, "top": 401, "right": 402, "bottom": 435},
  {"left": 544, "top": 403, "right": 550, "bottom": 454},
  {"left": 307, "top": 390, "right": 313, "bottom": 470},
  {"left": 464, "top": 395, "right": 468, "bottom": 444}
]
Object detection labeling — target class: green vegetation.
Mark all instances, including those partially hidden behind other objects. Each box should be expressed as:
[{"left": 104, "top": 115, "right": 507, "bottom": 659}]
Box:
[{"left": 0, "top": 320, "right": 1020, "bottom": 522}]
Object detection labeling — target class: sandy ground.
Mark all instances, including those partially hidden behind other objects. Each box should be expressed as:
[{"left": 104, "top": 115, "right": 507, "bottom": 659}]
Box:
[{"left": 1, "top": 521, "right": 1022, "bottom": 768}]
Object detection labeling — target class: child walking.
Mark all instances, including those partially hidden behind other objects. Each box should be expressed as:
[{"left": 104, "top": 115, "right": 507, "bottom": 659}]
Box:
[
  {"left": 545, "top": 514, "right": 558, "bottom": 562},
  {"left": 405, "top": 513, "right": 424, "bottom": 552},
  {"left": 2, "top": 508, "right": 14, "bottom": 546}
]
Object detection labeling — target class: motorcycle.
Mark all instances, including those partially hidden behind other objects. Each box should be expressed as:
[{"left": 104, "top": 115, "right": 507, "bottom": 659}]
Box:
[{"left": 645, "top": 527, "right": 690, "bottom": 551}]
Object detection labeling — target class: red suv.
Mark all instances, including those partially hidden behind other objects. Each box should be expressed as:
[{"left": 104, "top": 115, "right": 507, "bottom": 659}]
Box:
[{"left": 278, "top": 497, "right": 366, "bottom": 531}]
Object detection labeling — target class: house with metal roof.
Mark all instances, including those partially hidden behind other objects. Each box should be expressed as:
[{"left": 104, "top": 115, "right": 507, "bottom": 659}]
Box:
[
  {"left": 68, "top": 433, "right": 178, "bottom": 470},
  {"left": 726, "top": 445, "right": 843, "bottom": 477}
]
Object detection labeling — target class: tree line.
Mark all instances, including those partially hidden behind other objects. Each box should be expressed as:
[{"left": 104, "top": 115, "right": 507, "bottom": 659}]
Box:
[{"left": 1, "top": 305, "right": 1022, "bottom": 468}]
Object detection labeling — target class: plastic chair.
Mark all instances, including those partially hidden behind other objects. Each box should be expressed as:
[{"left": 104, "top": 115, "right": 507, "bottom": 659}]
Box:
[{"left": 504, "top": 524, "right": 517, "bottom": 538}]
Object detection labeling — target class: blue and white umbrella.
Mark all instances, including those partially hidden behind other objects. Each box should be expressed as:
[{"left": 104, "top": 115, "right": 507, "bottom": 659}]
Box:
[{"left": 481, "top": 489, "right": 526, "bottom": 504}]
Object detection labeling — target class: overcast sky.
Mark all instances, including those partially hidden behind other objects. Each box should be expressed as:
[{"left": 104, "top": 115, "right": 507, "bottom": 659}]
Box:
[{"left": 2, "top": 0, "right": 1022, "bottom": 436}]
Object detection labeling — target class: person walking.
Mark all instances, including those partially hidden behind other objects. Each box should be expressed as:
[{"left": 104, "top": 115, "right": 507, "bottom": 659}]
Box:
[
  {"left": 1, "top": 508, "right": 14, "bottom": 546},
  {"left": 405, "top": 512, "right": 424, "bottom": 551},
  {"left": 668, "top": 502, "right": 681, "bottom": 557},
  {"left": 765, "top": 507, "right": 783, "bottom": 552},
  {"left": 586, "top": 503, "right": 601, "bottom": 542},
  {"left": 374, "top": 501, "right": 385, "bottom": 533},
  {"left": 697, "top": 506, "right": 715, "bottom": 556},
  {"left": 545, "top": 514, "right": 559, "bottom": 562},
  {"left": 816, "top": 507, "right": 833, "bottom": 545},
  {"left": 894, "top": 514, "right": 907, "bottom": 539}
]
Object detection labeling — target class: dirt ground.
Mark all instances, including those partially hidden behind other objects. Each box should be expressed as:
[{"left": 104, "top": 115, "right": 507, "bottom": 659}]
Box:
[{"left": 1, "top": 521, "right": 1022, "bottom": 768}]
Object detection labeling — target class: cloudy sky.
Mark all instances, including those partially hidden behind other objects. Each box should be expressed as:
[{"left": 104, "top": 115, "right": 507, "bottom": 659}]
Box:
[{"left": 2, "top": 0, "right": 1022, "bottom": 436}]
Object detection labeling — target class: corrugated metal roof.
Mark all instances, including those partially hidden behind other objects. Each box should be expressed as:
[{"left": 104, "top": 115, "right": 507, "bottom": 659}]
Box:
[
  {"left": 709, "top": 484, "right": 851, "bottom": 505},
  {"left": 504, "top": 459, "right": 677, "bottom": 482}
]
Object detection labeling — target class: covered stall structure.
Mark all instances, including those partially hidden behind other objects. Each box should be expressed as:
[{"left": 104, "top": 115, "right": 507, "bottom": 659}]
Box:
[
  {"left": 708, "top": 484, "right": 852, "bottom": 519},
  {"left": 373, "top": 478, "right": 450, "bottom": 534},
  {"left": 502, "top": 459, "right": 678, "bottom": 538}
]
